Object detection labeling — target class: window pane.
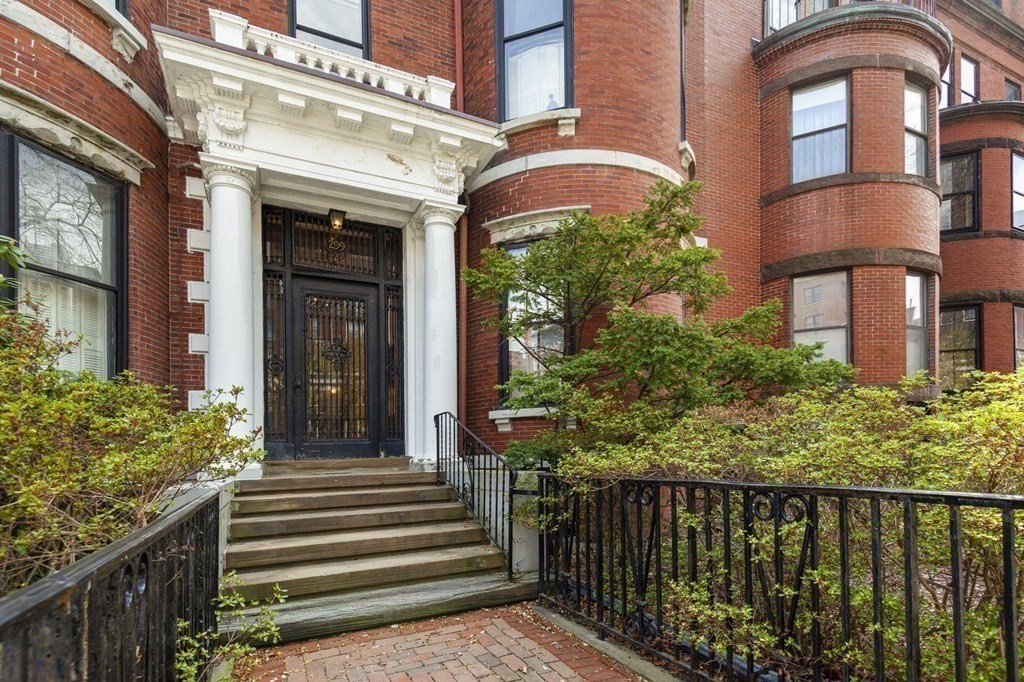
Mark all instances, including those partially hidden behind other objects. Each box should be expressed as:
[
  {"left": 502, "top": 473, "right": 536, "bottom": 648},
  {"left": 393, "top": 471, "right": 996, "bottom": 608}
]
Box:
[
  {"left": 960, "top": 57, "right": 978, "bottom": 102},
  {"left": 940, "top": 308, "right": 978, "bottom": 351},
  {"left": 504, "top": 0, "right": 562, "bottom": 37},
  {"left": 792, "top": 127, "right": 846, "bottom": 183},
  {"left": 905, "top": 132, "right": 926, "bottom": 176},
  {"left": 18, "top": 144, "right": 117, "bottom": 285},
  {"left": 907, "top": 328, "right": 928, "bottom": 375},
  {"left": 505, "top": 27, "right": 565, "bottom": 119},
  {"left": 1007, "top": 80, "right": 1021, "bottom": 102},
  {"left": 794, "top": 328, "right": 848, "bottom": 363},
  {"left": 941, "top": 194, "right": 975, "bottom": 231},
  {"left": 1014, "top": 153, "right": 1024, "bottom": 193},
  {"left": 295, "top": 0, "right": 362, "bottom": 46},
  {"left": 295, "top": 29, "right": 362, "bottom": 56},
  {"left": 906, "top": 274, "right": 925, "bottom": 327},
  {"left": 941, "top": 154, "right": 975, "bottom": 194},
  {"left": 1015, "top": 306, "right": 1024, "bottom": 368},
  {"left": 905, "top": 84, "right": 927, "bottom": 133},
  {"left": 793, "top": 271, "right": 848, "bottom": 363},
  {"left": 1015, "top": 193, "right": 1024, "bottom": 230},
  {"left": 792, "top": 80, "right": 847, "bottom": 136},
  {"left": 20, "top": 270, "right": 114, "bottom": 377},
  {"left": 940, "top": 64, "right": 951, "bottom": 108}
]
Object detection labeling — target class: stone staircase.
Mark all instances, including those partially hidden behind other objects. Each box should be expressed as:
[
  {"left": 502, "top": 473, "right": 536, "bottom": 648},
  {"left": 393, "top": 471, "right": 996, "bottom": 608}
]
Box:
[{"left": 223, "top": 457, "right": 536, "bottom": 642}]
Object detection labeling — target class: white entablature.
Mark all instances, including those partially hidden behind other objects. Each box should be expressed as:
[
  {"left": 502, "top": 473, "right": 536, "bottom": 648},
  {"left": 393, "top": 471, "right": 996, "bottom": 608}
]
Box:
[{"left": 154, "top": 12, "right": 504, "bottom": 221}]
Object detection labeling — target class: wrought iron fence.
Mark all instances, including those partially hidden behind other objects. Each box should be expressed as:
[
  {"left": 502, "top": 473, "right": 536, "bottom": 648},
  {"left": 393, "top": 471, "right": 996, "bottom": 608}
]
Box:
[
  {"left": 538, "top": 475, "right": 1024, "bottom": 681},
  {"left": 435, "top": 411, "right": 518, "bottom": 580},
  {"left": 763, "top": 0, "right": 937, "bottom": 37},
  {"left": 0, "top": 487, "right": 220, "bottom": 681}
]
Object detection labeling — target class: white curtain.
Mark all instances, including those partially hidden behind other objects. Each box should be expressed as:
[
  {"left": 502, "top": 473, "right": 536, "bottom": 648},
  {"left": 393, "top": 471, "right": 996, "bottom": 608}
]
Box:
[{"left": 506, "top": 29, "right": 565, "bottom": 120}]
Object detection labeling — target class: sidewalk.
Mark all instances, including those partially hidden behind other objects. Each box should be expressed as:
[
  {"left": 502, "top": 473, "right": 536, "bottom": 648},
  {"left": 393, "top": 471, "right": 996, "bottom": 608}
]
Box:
[{"left": 236, "top": 603, "right": 643, "bottom": 681}]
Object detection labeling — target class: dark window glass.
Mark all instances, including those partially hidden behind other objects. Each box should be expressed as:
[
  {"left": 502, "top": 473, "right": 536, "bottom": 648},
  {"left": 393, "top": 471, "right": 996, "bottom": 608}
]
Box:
[
  {"left": 939, "top": 306, "right": 979, "bottom": 391},
  {"left": 293, "top": 0, "right": 365, "bottom": 57},
  {"left": 961, "top": 56, "right": 979, "bottom": 103},
  {"left": 792, "top": 271, "right": 849, "bottom": 363},
  {"left": 1014, "top": 152, "right": 1024, "bottom": 230},
  {"left": 906, "top": 273, "right": 928, "bottom": 376},
  {"left": 1007, "top": 79, "right": 1021, "bottom": 102},
  {"left": 791, "top": 79, "right": 848, "bottom": 183},
  {"left": 500, "top": 0, "right": 570, "bottom": 121},
  {"left": 940, "top": 63, "right": 952, "bottom": 109},
  {"left": 904, "top": 82, "right": 928, "bottom": 177},
  {"left": 5, "top": 136, "right": 124, "bottom": 378},
  {"left": 940, "top": 154, "right": 977, "bottom": 231}
]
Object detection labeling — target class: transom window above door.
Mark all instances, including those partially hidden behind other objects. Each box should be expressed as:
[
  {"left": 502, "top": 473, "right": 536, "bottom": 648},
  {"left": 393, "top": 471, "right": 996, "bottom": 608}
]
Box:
[{"left": 292, "top": 0, "right": 367, "bottom": 57}]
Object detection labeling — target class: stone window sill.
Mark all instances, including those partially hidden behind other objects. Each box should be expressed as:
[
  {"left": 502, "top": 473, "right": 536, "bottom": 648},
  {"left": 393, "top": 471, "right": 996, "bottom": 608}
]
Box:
[
  {"left": 77, "top": 0, "right": 147, "bottom": 61},
  {"left": 499, "top": 108, "right": 582, "bottom": 138},
  {"left": 489, "top": 407, "right": 554, "bottom": 433}
]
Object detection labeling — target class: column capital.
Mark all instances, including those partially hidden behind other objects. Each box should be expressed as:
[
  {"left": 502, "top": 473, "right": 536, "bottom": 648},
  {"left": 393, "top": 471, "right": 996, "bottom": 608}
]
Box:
[
  {"left": 199, "top": 154, "right": 258, "bottom": 196},
  {"left": 416, "top": 200, "right": 464, "bottom": 226}
]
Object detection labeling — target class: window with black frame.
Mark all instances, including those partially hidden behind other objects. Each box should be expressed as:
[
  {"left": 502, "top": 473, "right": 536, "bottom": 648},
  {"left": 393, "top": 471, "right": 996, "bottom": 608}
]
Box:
[
  {"left": 500, "top": 243, "right": 565, "bottom": 403},
  {"left": 1007, "top": 79, "right": 1021, "bottom": 102},
  {"left": 939, "top": 306, "right": 979, "bottom": 391},
  {"left": 791, "top": 78, "right": 848, "bottom": 184},
  {"left": 904, "top": 82, "right": 928, "bottom": 177},
  {"left": 499, "top": 0, "right": 570, "bottom": 121},
  {"left": 906, "top": 272, "right": 929, "bottom": 377},
  {"left": 940, "top": 153, "right": 977, "bottom": 232},
  {"left": 1015, "top": 306, "right": 1024, "bottom": 369},
  {"left": 791, "top": 271, "right": 849, "bottom": 363},
  {"left": 1, "top": 132, "right": 125, "bottom": 378},
  {"left": 960, "top": 56, "right": 979, "bottom": 104},
  {"left": 940, "top": 63, "right": 952, "bottom": 108},
  {"left": 1014, "top": 152, "right": 1024, "bottom": 230},
  {"left": 292, "top": 0, "right": 366, "bottom": 57}
]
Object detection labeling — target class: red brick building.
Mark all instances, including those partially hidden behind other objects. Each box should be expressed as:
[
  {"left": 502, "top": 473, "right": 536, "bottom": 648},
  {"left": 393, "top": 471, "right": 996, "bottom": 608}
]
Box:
[{"left": 0, "top": 0, "right": 1020, "bottom": 461}]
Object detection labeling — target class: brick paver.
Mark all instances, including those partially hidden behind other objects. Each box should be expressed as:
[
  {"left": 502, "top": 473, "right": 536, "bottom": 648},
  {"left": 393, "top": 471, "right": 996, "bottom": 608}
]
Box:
[{"left": 236, "top": 604, "right": 641, "bottom": 681}]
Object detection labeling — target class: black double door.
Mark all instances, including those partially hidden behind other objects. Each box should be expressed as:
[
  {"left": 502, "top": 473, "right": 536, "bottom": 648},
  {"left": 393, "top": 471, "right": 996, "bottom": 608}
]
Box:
[{"left": 262, "top": 207, "right": 404, "bottom": 460}]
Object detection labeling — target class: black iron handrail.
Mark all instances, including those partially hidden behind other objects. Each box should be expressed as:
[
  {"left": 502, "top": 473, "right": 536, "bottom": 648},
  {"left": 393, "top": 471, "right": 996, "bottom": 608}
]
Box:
[
  {"left": 538, "top": 474, "right": 1024, "bottom": 681},
  {"left": 763, "top": 0, "right": 937, "bottom": 38},
  {"left": 0, "top": 487, "right": 221, "bottom": 681},
  {"left": 434, "top": 411, "right": 518, "bottom": 581}
]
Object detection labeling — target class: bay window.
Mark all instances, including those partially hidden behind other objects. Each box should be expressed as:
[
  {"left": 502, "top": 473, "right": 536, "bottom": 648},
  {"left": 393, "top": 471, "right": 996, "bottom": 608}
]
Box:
[
  {"left": 940, "top": 63, "right": 952, "bottom": 108},
  {"left": 499, "top": 0, "right": 572, "bottom": 121},
  {"left": 940, "top": 153, "right": 978, "bottom": 232},
  {"left": 791, "top": 79, "right": 848, "bottom": 184},
  {"left": 905, "top": 272, "right": 929, "bottom": 376},
  {"left": 939, "top": 306, "right": 979, "bottom": 391},
  {"left": 292, "top": 0, "right": 367, "bottom": 57},
  {"left": 792, "top": 271, "right": 849, "bottom": 363},
  {"left": 2, "top": 132, "right": 125, "bottom": 378}
]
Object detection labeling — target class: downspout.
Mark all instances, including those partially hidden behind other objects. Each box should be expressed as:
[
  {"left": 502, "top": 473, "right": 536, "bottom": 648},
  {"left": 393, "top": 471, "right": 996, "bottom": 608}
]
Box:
[{"left": 455, "top": 0, "right": 468, "bottom": 424}]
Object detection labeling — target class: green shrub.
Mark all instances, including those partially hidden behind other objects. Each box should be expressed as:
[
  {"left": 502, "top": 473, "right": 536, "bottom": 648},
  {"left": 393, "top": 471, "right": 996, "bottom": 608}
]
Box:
[
  {"left": 548, "top": 373, "right": 1024, "bottom": 680},
  {"left": 0, "top": 302, "right": 262, "bottom": 595}
]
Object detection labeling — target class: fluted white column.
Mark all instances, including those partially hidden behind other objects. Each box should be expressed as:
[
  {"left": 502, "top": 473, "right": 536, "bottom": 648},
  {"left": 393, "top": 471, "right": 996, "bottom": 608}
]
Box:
[
  {"left": 420, "top": 203, "right": 462, "bottom": 453},
  {"left": 203, "top": 159, "right": 257, "bottom": 433}
]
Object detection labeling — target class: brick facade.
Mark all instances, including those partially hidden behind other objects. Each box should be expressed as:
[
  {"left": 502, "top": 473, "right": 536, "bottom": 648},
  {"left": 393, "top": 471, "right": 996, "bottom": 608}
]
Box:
[{"left": 4, "top": 0, "right": 1024, "bottom": 454}]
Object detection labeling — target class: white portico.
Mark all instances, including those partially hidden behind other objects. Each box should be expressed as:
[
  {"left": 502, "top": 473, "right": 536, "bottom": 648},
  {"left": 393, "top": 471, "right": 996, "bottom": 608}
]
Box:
[{"left": 155, "top": 12, "right": 503, "bottom": 461}]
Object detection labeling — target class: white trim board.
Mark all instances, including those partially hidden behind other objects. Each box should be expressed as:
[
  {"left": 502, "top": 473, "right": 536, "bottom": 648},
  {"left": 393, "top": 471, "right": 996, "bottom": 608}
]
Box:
[{"left": 469, "top": 150, "right": 685, "bottom": 192}]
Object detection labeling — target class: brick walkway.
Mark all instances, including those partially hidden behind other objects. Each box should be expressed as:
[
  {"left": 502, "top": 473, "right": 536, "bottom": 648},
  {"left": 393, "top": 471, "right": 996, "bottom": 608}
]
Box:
[{"left": 236, "top": 604, "right": 642, "bottom": 681}]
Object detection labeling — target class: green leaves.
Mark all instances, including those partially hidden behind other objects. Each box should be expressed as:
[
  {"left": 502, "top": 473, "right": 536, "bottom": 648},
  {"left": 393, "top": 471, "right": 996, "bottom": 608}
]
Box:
[
  {"left": 0, "top": 302, "right": 264, "bottom": 595},
  {"left": 464, "top": 180, "right": 854, "bottom": 463},
  {"left": 0, "top": 235, "right": 28, "bottom": 290}
]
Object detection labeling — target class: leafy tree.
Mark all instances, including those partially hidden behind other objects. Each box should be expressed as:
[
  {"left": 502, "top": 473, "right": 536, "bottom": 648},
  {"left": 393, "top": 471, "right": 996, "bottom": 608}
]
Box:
[
  {"left": 463, "top": 180, "right": 853, "bottom": 464},
  {"left": 0, "top": 235, "right": 28, "bottom": 290}
]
